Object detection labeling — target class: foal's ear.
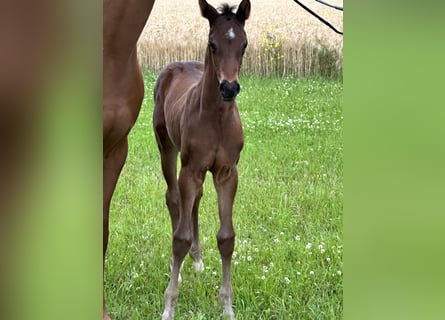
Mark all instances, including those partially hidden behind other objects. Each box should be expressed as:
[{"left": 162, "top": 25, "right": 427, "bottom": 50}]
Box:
[
  {"left": 199, "top": 0, "right": 219, "bottom": 25},
  {"left": 236, "top": 0, "right": 251, "bottom": 24}
]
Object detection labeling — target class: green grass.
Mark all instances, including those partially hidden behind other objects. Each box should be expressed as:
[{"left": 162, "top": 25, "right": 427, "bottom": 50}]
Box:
[{"left": 105, "top": 72, "right": 343, "bottom": 319}]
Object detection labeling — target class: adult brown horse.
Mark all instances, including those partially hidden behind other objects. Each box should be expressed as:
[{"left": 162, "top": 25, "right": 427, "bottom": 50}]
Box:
[
  {"left": 103, "top": 0, "right": 155, "bottom": 319},
  {"left": 153, "top": 0, "right": 250, "bottom": 319}
]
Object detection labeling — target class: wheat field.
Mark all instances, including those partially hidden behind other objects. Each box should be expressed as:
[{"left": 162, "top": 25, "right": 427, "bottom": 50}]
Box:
[{"left": 138, "top": 0, "right": 343, "bottom": 77}]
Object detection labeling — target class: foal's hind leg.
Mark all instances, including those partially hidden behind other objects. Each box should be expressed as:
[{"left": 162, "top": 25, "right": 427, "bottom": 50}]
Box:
[
  {"left": 213, "top": 166, "right": 238, "bottom": 320},
  {"left": 153, "top": 126, "right": 184, "bottom": 278},
  {"left": 157, "top": 138, "right": 180, "bottom": 233}
]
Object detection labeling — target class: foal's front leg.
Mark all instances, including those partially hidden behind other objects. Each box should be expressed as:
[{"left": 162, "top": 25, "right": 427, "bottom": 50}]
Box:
[
  {"left": 162, "top": 166, "right": 203, "bottom": 320},
  {"left": 213, "top": 166, "right": 238, "bottom": 320},
  {"left": 189, "top": 190, "right": 204, "bottom": 272}
]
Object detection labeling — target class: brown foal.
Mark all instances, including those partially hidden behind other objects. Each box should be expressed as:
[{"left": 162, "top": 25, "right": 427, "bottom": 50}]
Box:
[
  {"left": 153, "top": 1, "right": 250, "bottom": 319},
  {"left": 103, "top": 0, "right": 155, "bottom": 319}
]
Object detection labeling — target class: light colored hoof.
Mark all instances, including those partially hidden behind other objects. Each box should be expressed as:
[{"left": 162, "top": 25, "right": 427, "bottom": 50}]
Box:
[
  {"left": 193, "top": 259, "right": 204, "bottom": 272},
  {"left": 222, "top": 305, "right": 235, "bottom": 319},
  {"left": 162, "top": 309, "right": 174, "bottom": 320}
]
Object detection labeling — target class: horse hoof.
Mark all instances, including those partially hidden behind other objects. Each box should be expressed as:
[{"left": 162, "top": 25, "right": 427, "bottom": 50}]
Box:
[
  {"left": 193, "top": 259, "right": 204, "bottom": 272},
  {"left": 162, "top": 309, "right": 174, "bottom": 320},
  {"left": 222, "top": 305, "right": 235, "bottom": 320}
]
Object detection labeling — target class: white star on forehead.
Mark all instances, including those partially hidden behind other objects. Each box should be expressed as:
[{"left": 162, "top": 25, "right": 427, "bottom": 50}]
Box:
[{"left": 225, "top": 27, "right": 236, "bottom": 40}]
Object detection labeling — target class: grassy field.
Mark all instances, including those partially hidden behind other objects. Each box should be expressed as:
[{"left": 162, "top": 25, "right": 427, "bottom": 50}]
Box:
[
  {"left": 105, "top": 72, "right": 343, "bottom": 319},
  {"left": 138, "top": 0, "right": 343, "bottom": 77}
]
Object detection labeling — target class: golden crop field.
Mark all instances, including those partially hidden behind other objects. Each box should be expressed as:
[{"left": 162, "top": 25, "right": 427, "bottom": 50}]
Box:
[{"left": 138, "top": 0, "right": 343, "bottom": 77}]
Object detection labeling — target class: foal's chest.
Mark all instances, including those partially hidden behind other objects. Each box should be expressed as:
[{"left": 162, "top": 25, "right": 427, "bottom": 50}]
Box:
[{"left": 181, "top": 109, "right": 244, "bottom": 170}]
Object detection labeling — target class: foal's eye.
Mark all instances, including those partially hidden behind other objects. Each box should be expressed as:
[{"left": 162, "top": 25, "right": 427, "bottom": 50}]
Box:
[{"left": 209, "top": 41, "right": 217, "bottom": 53}]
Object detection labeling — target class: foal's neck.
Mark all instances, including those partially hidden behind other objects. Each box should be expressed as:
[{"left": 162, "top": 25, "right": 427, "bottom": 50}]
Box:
[{"left": 199, "top": 49, "right": 236, "bottom": 114}]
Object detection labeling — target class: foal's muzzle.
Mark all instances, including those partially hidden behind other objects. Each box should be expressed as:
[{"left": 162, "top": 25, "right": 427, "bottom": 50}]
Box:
[{"left": 219, "top": 80, "right": 240, "bottom": 101}]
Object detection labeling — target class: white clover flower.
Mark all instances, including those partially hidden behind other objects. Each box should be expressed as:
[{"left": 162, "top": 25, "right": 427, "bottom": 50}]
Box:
[
  {"left": 305, "top": 243, "right": 312, "bottom": 250},
  {"left": 284, "top": 277, "right": 291, "bottom": 284},
  {"left": 297, "top": 271, "right": 301, "bottom": 276},
  {"left": 309, "top": 271, "right": 314, "bottom": 276},
  {"left": 337, "top": 270, "right": 342, "bottom": 276},
  {"left": 326, "top": 257, "right": 331, "bottom": 263},
  {"left": 247, "top": 256, "right": 252, "bottom": 262},
  {"left": 294, "top": 235, "right": 301, "bottom": 241},
  {"left": 280, "top": 232, "right": 285, "bottom": 236},
  {"left": 261, "top": 275, "right": 266, "bottom": 280}
]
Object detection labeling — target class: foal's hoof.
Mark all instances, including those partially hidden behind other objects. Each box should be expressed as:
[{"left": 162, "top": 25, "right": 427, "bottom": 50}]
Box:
[
  {"left": 222, "top": 306, "right": 235, "bottom": 320},
  {"left": 162, "top": 309, "right": 174, "bottom": 320},
  {"left": 193, "top": 259, "right": 204, "bottom": 272}
]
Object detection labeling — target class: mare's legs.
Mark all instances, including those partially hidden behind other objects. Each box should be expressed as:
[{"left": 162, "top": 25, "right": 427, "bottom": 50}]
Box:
[
  {"left": 162, "top": 166, "right": 203, "bottom": 320},
  {"left": 213, "top": 166, "right": 238, "bottom": 320},
  {"left": 103, "top": 139, "right": 129, "bottom": 320}
]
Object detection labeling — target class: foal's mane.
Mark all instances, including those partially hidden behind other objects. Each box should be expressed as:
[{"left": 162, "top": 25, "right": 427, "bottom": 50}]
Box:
[{"left": 217, "top": 3, "right": 237, "bottom": 16}]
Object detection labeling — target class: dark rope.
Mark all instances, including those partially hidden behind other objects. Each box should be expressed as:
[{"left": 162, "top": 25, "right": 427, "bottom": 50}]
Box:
[
  {"left": 315, "top": 0, "right": 343, "bottom": 11},
  {"left": 293, "top": 0, "right": 343, "bottom": 35}
]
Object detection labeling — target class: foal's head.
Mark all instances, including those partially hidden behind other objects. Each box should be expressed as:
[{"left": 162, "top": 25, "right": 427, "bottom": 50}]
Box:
[{"left": 199, "top": 0, "right": 250, "bottom": 101}]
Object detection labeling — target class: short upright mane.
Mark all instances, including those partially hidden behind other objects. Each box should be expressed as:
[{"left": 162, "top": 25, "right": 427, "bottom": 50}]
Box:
[{"left": 217, "top": 3, "right": 237, "bottom": 15}]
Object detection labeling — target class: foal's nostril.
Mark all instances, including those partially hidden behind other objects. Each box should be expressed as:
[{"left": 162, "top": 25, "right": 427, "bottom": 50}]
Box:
[
  {"left": 219, "top": 80, "right": 241, "bottom": 101},
  {"left": 234, "top": 82, "right": 240, "bottom": 95}
]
